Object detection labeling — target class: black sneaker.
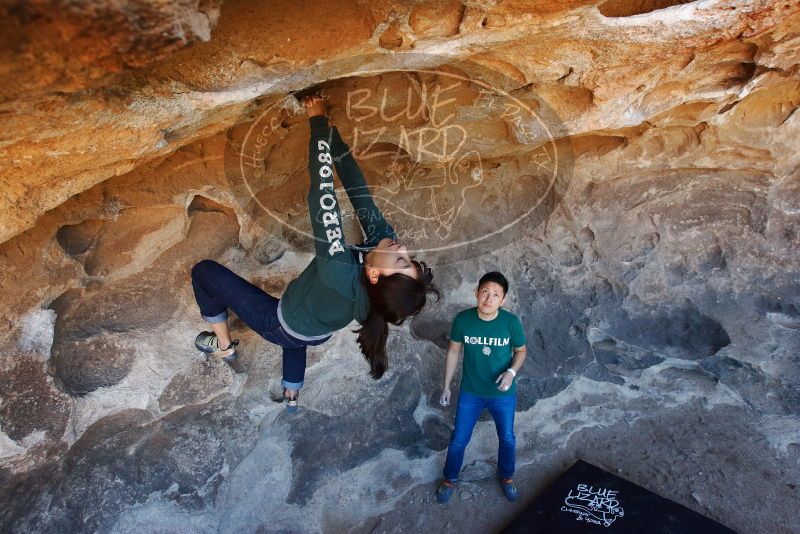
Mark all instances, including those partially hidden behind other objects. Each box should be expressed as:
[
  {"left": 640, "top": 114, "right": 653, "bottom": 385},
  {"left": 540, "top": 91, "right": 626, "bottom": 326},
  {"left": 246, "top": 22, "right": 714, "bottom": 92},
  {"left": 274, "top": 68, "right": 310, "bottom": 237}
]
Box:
[{"left": 194, "top": 331, "right": 239, "bottom": 363}]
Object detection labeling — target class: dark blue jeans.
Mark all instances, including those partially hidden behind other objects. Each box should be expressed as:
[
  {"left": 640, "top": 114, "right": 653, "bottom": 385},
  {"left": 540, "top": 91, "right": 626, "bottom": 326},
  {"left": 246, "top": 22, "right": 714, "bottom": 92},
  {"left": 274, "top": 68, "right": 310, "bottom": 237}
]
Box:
[
  {"left": 442, "top": 390, "right": 517, "bottom": 481},
  {"left": 191, "top": 259, "right": 329, "bottom": 390}
]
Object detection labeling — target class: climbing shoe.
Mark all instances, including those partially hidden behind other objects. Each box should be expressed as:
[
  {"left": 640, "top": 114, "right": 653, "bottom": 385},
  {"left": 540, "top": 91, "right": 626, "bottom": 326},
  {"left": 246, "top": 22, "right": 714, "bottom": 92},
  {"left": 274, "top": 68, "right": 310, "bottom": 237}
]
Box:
[
  {"left": 435, "top": 479, "right": 455, "bottom": 504},
  {"left": 194, "top": 331, "right": 239, "bottom": 364},
  {"left": 499, "top": 478, "right": 519, "bottom": 502},
  {"left": 284, "top": 388, "right": 299, "bottom": 413}
]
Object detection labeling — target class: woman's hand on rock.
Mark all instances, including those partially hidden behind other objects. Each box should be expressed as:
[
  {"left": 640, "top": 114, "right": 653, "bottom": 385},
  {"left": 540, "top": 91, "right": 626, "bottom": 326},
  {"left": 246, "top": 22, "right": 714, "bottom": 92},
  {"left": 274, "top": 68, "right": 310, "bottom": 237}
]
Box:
[{"left": 302, "top": 94, "right": 327, "bottom": 118}]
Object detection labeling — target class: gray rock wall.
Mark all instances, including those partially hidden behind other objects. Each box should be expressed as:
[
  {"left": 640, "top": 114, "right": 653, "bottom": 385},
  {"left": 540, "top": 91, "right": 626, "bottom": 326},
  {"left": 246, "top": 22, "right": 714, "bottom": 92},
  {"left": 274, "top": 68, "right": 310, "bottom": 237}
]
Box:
[{"left": 1, "top": 1, "right": 799, "bottom": 532}]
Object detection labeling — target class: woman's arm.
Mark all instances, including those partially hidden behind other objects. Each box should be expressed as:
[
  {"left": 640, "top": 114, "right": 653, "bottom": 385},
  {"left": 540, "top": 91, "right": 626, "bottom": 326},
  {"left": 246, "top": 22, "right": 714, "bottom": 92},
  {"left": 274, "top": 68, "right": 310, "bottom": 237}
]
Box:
[
  {"left": 330, "top": 126, "right": 396, "bottom": 246},
  {"left": 305, "top": 116, "right": 363, "bottom": 297},
  {"left": 307, "top": 116, "right": 348, "bottom": 259}
]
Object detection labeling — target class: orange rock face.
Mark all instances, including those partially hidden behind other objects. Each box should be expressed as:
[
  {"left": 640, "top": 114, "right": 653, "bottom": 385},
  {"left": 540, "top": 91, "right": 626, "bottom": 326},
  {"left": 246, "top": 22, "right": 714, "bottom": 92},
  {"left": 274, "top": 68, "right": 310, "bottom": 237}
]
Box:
[
  {"left": 0, "top": 0, "right": 797, "bottom": 244},
  {"left": 1, "top": 1, "right": 800, "bottom": 533}
]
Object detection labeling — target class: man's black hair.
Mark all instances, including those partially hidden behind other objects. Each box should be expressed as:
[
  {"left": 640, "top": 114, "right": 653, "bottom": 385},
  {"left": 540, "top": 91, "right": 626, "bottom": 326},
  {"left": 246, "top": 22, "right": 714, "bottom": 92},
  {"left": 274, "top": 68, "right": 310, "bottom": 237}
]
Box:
[{"left": 478, "top": 271, "right": 509, "bottom": 295}]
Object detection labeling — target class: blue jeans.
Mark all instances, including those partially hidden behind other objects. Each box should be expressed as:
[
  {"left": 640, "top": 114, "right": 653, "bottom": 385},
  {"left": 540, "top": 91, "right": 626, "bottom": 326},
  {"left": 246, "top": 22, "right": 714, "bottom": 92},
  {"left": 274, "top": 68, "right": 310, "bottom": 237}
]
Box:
[
  {"left": 442, "top": 390, "right": 516, "bottom": 481},
  {"left": 191, "top": 259, "right": 330, "bottom": 390}
]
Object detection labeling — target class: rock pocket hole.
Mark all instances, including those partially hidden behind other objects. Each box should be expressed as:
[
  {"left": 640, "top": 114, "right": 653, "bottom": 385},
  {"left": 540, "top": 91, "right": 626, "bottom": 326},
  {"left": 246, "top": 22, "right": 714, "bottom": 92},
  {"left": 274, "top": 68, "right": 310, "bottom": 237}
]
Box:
[
  {"left": 56, "top": 219, "right": 106, "bottom": 257},
  {"left": 188, "top": 195, "right": 236, "bottom": 217},
  {"left": 408, "top": 0, "right": 465, "bottom": 38},
  {"left": 719, "top": 62, "right": 757, "bottom": 89},
  {"left": 599, "top": 0, "right": 696, "bottom": 17},
  {"left": 378, "top": 23, "right": 405, "bottom": 50}
]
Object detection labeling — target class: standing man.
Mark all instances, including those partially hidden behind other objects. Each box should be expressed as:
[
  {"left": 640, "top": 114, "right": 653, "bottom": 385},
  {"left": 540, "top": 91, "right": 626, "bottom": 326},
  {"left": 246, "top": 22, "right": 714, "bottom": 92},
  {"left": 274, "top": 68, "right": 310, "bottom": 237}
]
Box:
[{"left": 436, "top": 271, "right": 527, "bottom": 503}]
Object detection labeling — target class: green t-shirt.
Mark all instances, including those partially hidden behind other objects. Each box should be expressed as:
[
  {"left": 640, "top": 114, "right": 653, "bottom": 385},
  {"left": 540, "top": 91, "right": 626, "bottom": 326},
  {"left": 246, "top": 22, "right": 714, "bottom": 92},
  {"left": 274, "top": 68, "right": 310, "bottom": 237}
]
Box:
[{"left": 449, "top": 307, "right": 526, "bottom": 397}]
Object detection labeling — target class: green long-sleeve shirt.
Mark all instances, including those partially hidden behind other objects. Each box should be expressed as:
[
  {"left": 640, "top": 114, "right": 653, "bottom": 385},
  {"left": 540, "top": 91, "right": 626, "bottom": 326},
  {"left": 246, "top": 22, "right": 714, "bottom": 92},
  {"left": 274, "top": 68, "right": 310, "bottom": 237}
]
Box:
[{"left": 278, "top": 116, "right": 397, "bottom": 337}]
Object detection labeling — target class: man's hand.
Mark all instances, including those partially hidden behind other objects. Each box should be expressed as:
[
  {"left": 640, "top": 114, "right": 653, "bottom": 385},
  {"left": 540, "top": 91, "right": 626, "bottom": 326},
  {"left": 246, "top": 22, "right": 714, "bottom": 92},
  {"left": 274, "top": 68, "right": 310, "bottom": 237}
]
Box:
[
  {"left": 495, "top": 371, "right": 514, "bottom": 392},
  {"left": 439, "top": 386, "right": 451, "bottom": 406}
]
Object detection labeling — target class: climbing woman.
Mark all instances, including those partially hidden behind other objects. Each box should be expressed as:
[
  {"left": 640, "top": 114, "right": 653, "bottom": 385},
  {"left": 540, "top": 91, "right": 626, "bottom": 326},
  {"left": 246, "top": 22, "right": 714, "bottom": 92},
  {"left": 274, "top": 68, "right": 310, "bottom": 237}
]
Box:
[{"left": 190, "top": 92, "right": 439, "bottom": 409}]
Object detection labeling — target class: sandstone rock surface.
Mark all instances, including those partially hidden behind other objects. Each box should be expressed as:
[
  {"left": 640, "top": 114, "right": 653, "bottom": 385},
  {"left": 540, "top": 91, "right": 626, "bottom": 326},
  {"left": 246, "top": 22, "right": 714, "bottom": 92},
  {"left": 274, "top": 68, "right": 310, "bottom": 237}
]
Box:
[{"left": 1, "top": 0, "right": 799, "bottom": 533}]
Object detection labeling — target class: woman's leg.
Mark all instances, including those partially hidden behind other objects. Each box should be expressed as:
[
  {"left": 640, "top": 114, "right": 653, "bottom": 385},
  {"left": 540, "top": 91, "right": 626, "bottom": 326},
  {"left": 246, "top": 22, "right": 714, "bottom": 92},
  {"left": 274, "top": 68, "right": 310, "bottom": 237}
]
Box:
[
  {"left": 192, "top": 260, "right": 323, "bottom": 398},
  {"left": 191, "top": 259, "right": 278, "bottom": 339},
  {"left": 273, "top": 330, "right": 330, "bottom": 395},
  {"left": 281, "top": 345, "right": 307, "bottom": 392}
]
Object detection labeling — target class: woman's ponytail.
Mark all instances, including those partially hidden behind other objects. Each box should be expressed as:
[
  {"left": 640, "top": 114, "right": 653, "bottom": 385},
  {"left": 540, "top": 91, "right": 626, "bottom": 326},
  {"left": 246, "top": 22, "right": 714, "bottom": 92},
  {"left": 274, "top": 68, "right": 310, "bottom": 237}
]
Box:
[
  {"left": 356, "top": 309, "right": 389, "bottom": 379},
  {"left": 356, "top": 260, "right": 439, "bottom": 379}
]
